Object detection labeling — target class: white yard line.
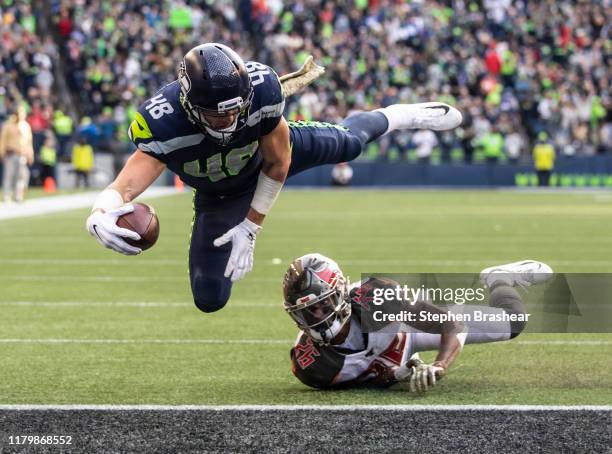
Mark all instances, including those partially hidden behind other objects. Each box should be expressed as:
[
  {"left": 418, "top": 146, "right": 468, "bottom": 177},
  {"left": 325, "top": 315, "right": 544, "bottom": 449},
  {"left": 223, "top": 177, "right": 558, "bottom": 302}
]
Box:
[
  {"left": 0, "top": 275, "right": 280, "bottom": 283},
  {"left": 0, "top": 187, "right": 181, "bottom": 221},
  {"left": 1, "top": 258, "right": 612, "bottom": 267},
  {"left": 0, "top": 404, "right": 609, "bottom": 411},
  {"left": 514, "top": 340, "right": 612, "bottom": 345},
  {"left": 0, "top": 338, "right": 608, "bottom": 346},
  {"left": 0, "top": 339, "right": 288, "bottom": 345},
  {"left": 0, "top": 301, "right": 276, "bottom": 307},
  {"left": 0, "top": 259, "right": 185, "bottom": 265}
]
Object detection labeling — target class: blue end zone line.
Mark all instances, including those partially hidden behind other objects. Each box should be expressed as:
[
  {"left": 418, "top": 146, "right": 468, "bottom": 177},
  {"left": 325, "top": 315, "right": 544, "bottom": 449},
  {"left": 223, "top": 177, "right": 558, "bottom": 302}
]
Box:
[{"left": 0, "top": 405, "right": 610, "bottom": 411}]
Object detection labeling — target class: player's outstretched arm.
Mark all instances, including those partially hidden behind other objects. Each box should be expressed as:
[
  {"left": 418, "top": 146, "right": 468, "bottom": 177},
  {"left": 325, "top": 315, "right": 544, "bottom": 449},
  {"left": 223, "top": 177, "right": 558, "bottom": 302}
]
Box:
[
  {"left": 213, "top": 118, "right": 291, "bottom": 282},
  {"left": 249, "top": 116, "right": 291, "bottom": 224},
  {"left": 86, "top": 149, "right": 166, "bottom": 255},
  {"left": 108, "top": 149, "right": 167, "bottom": 203},
  {"left": 400, "top": 301, "right": 466, "bottom": 392}
]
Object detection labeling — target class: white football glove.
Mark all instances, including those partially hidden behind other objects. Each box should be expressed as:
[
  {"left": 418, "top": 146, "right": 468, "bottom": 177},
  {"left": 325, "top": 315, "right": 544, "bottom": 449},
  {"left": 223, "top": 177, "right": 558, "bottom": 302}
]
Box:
[
  {"left": 213, "top": 218, "right": 262, "bottom": 282},
  {"left": 86, "top": 205, "right": 142, "bottom": 255},
  {"left": 406, "top": 353, "right": 445, "bottom": 393},
  {"left": 409, "top": 363, "right": 445, "bottom": 393}
]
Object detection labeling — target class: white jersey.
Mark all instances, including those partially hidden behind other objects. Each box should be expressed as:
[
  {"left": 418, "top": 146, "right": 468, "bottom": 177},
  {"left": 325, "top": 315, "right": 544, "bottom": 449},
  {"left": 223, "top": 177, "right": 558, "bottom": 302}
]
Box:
[
  {"left": 290, "top": 278, "right": 512, "bottom": 388},
  {"left": 290, "top": 278, "right": 415, "bottom": 388}
]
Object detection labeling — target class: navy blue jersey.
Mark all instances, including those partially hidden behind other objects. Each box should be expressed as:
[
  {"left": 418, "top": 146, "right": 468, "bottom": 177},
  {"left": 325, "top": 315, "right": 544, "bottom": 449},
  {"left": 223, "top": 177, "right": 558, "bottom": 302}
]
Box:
[{"left": 128, "top": 61, "right": 285, "bottom": 196}]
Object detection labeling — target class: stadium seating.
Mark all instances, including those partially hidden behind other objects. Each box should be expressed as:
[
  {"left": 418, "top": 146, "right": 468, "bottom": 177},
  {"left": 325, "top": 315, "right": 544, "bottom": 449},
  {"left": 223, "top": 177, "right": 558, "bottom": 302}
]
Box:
[{"left": 1, "top": 0, "right": 609, "bottom": 165}]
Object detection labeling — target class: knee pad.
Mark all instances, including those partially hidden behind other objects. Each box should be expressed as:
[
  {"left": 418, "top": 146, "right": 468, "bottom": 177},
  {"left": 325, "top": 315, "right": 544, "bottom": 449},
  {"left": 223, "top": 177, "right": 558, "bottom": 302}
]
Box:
[
  {"left": 508, "top": 319, "right": 527, "bottom": 339},
  {"left": 191, "top": 276, "right": 231, "bottom": 313}
]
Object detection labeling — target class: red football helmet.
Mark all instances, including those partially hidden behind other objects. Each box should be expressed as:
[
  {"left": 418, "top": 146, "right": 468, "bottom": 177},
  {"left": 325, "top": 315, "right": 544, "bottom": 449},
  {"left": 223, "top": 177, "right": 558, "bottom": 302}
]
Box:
[{"left": 283, "top": 253, "right": 351, "bottom": 345}]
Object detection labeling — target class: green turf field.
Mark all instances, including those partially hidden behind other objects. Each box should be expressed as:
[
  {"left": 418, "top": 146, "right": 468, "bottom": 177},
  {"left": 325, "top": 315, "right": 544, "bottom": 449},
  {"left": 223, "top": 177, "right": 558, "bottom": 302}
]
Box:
[{"left": 0, "top": 190, "right": 611, "bottom": 405}]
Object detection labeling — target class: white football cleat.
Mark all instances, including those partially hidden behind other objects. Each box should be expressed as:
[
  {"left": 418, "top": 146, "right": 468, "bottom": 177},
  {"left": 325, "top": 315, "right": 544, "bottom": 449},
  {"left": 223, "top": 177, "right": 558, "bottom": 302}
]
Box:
[
  {"left": 375, "top": 102, "right": 463, "bottom": 133},
  {"left": 479, "top": 260, "right": 554, "bottom": 289}
]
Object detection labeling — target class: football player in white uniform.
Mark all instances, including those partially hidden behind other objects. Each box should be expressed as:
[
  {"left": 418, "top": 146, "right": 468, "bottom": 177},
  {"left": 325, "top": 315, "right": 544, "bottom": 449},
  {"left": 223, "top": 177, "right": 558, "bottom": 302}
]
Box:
[{"left": 283, "top": 254, "right": 552, "bottom": 392}]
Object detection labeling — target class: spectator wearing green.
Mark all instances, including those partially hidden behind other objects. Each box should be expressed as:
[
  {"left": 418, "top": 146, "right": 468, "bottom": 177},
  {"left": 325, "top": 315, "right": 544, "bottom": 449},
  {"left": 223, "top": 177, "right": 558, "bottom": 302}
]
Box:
[
  {"left": 590, "top": 96, "right": 607, "bottom": 143},
  {"left": 36, "top": 0, "right": 609, "bottom": 164},
  {"left": 533, "top": 131, "right": 555, "bottom": 187},
  {"left": 39, "top": 133, "right": 57, "bottom": 184},
  {"left": 20, "top": 6, "right": 36, "bottom": 33},
  {"left": 53, "top": 110, "right": 73, "bottom": 159},
  {"left": 481, "top": 125, "right": 505, "bottom": 164},
  {"left": 501, "top": 48, "right": 517, "bottom": 87}
]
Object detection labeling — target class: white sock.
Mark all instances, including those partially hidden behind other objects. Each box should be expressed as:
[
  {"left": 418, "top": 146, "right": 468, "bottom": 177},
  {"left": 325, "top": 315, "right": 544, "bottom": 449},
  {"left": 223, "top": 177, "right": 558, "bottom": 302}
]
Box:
[
  {"left": 374, "top": 105, "right": 414, "bottom": 134},
  {"left": 374, "top": 103, "right": 459, "bottom": 134},
  {"left": 485, "top": 273, "right": 514, "bottom": 289}
]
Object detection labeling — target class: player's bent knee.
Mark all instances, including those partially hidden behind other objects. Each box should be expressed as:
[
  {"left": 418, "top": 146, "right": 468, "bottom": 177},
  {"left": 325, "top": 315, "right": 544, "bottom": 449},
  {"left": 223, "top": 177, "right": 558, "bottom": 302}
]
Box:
[
  {"left": 194, "top": 297, "right": 228, "bottom": 313},
  {"left": 345, "top": 137, "right": 364, "bottom": 161},
  {"left": 191, "top": 276, "right": 231, "bottom": 313},
  {"left": 489, "top": 284, "right": 527, "bottom": 339},
  {"left": 509, "top": 318, "right": 527, "bottom": 339}
]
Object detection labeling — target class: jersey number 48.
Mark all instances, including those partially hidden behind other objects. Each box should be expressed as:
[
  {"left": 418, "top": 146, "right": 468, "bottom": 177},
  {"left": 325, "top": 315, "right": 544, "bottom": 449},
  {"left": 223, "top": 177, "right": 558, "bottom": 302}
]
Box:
[{"left": 183, "top": 142, "right": 259, "bottom": 182}]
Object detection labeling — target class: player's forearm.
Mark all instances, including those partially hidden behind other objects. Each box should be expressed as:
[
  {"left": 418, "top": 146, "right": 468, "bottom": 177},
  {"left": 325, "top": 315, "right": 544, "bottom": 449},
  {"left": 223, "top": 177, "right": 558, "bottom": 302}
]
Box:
[
  {"left": 433, "top": 312, "right": 465, "bottom": 370},
  {"left": 109, "top": 172, "right": 154, "bottom": 203},
  {"left": 92, "top": 177, "right": 151, "bottom": 214},
  {"left": 108, "top": 178, "right": 143, "bottom": 204},
  {"left": 91, "top": 151, "right": 165, "bottom": 213},
  {"left": 433, "top": 331, "right": 464, "bottom": 370},
  {"left": 246, "top": 207, "right": 266, "bottom": 225},
  {"left": 407, "top": 301, "right": 464, "bottom": 334},
  {"left": 261, "top": 159, "right": 289, "bottom": 183},
  {"left": 406, "top": 301, "right": 465, "bottom": 370},
  {"left": 249, "top": 117, "right": 291, "bottom": 226},
  {"left": 246, "top": 162, "right": 288, "bottom": 225},
  {"left": 110, "top": 150, "right": 166, "bottom": 202}
]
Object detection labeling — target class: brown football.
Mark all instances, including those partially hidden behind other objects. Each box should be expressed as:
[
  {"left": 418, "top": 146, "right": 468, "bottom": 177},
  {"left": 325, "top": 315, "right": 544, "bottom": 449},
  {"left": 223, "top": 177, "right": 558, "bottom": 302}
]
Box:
[{"left": 116, "top": 203, "right": 159, "bottom": 250}]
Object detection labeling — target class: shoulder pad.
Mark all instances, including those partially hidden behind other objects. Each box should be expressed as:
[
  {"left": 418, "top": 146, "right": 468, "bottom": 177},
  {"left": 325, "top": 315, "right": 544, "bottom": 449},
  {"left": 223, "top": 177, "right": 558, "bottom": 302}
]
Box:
[
  {"left": 350, "top": 277, "right": 402, "bottom": 332},
  {"left": 246, "top": 61, "right": 285, "bottom": 127},
  {"left": 128, "top": 81, "right": 202, "bottom": 156},
  {"left": 349, "top": 277, "right": 399, "bottom": 312}
]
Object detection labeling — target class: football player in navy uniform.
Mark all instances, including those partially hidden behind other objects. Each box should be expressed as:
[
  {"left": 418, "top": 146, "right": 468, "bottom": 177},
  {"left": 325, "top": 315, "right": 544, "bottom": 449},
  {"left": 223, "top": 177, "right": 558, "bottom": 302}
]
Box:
[
  {"left": 86, "top": 43, "right": 462, "bottom": 314},
  {"left": 283, "top": 254, "right": 552, "bottom": 391}
]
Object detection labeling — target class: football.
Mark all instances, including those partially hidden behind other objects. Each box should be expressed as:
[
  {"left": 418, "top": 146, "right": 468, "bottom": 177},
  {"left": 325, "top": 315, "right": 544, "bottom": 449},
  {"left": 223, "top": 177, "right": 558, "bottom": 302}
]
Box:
[{"left": 116, "top": 203, "right": 160, "bottom": 250}]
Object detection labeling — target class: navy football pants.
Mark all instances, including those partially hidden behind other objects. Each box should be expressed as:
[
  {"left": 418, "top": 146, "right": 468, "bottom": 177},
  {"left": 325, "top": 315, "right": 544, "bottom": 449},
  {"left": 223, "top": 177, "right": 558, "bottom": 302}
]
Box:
[{"left": 189, "top": 113, "right": 386, "bottom": 312}]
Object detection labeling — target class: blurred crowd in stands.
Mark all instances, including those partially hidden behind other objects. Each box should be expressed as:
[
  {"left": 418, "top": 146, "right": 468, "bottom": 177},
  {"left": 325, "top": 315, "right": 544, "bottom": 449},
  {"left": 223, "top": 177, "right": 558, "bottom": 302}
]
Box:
[{"left": 1, "top": 0, "right": 610, "bottom": 172}]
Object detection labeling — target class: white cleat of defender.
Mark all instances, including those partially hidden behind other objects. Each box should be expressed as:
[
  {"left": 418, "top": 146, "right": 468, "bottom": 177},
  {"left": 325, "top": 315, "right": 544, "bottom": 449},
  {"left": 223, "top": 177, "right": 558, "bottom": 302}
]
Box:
[
  {"left": 375, "top": 102, "right": 463, "bottom": 133},
  {"left": 479, "top": 260, "right": 554, "bottom": 289}
]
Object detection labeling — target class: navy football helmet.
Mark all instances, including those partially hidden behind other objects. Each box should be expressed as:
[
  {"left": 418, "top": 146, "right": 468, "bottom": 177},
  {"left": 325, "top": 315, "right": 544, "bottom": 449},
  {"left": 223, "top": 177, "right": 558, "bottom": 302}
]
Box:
[
  {"left": 178, "top": 43, "right": 253, "bottom": 142},
  {"left": 283, "top": 254, "right": 351, "bottom": 345}
]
